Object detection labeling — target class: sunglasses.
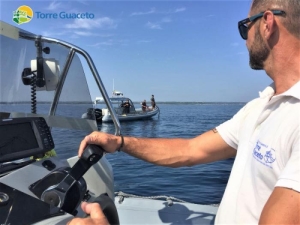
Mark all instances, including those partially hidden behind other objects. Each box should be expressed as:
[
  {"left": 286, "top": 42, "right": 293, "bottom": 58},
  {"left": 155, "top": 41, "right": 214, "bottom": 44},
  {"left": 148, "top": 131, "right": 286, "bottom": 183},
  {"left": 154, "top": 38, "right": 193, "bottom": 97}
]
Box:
[{"left": 238, "top": 10, "right": 285, "bottom": 40}]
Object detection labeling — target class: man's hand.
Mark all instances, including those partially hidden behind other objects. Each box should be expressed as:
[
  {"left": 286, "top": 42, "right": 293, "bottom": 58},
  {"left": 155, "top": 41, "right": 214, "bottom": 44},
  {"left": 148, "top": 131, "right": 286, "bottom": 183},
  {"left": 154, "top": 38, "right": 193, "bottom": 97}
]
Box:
[
  {"left": 67, "top": 202, "right": 109, "bottom": 225},
  {"left": 78, "top": 131, "right": 121, "bottom": 157}
]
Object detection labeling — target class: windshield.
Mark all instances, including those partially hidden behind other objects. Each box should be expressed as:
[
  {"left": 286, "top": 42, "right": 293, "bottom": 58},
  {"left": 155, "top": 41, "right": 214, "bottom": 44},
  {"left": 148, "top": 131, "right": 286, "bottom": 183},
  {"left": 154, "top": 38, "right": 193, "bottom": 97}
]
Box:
[{"left": 0, "top": 26, "right": 98, "bottom": 159}]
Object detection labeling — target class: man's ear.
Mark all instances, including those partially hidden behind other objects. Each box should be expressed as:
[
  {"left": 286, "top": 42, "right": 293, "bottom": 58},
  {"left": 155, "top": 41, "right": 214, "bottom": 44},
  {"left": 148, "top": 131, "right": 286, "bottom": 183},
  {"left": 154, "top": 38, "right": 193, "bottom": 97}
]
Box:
[{"left": 263, "top": 11, "right": 278, "bottom": 39}]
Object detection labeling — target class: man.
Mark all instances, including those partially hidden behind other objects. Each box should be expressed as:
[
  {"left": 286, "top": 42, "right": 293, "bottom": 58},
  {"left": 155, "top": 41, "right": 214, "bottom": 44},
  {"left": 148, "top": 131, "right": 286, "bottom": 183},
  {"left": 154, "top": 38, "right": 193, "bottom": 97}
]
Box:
[
  {"left": 69, "top": 0, "right": 299, "bottom": 224},
  {"left": 121, "top": 99, "right": 131, "bottom": 114},
  {"left": 141, "top": 100, "right": 148, "bottom": 111},
  {"left": 151, "top": 94, "right": 156, "bottom": 109}
]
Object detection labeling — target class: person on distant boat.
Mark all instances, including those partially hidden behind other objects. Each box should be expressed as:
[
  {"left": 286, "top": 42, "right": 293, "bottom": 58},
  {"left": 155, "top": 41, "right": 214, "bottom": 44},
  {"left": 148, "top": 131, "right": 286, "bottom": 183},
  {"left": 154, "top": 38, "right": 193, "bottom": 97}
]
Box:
[
  {"left": 141, "top": 100, "right": 148, "bottom": 112},
  {"left": 122, "top": 99, "right": 131, "bottom": 114},
  {"left": 73, "top": 0, "right": 300, "bottom": 224},
  {"left": 150, "top": 95, "right": 156, "bottom": 109}
]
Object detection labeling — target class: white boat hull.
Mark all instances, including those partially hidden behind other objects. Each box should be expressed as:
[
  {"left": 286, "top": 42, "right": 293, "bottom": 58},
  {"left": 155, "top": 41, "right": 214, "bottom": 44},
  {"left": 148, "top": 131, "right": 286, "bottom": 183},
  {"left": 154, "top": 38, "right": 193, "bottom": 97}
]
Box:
[{"left": 102, "top": 107, "right": 160, "bottom": 123}]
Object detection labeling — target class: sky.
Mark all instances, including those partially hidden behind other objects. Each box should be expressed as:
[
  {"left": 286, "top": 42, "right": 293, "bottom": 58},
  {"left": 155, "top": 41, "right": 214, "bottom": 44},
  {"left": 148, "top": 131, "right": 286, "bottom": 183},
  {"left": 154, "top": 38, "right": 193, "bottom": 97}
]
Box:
[{"left": 0, "top": 0, "right": 273, "bottom": 102}]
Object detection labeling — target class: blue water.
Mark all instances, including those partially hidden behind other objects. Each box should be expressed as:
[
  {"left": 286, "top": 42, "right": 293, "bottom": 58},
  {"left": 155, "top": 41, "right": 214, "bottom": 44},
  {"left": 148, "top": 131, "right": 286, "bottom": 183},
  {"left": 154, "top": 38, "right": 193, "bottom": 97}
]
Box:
[
  {"left": 0, "top": 103, "right": 244, "bottom": 204},
  {"left": 99, "top": 103, "right": 243, "bottom": 204}
]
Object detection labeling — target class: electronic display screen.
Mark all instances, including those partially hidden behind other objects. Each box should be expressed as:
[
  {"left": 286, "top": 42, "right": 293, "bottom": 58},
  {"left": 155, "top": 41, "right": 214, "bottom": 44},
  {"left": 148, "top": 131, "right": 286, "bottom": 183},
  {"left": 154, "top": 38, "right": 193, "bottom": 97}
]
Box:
[{"left": 0, "top": 122, "right": 39, "bottom": 157}]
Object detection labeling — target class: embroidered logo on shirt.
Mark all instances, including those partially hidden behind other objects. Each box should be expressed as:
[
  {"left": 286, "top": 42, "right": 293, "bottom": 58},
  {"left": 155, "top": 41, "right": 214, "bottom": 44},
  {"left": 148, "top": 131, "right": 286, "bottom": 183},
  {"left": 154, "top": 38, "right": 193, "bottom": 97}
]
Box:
[{"left": 253, "top": 140, "right": 276, "bottom": 168}]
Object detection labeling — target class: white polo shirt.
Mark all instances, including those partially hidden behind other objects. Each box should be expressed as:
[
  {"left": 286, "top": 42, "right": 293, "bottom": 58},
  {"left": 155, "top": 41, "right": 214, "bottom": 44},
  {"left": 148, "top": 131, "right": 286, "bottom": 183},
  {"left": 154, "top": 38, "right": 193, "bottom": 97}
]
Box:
[{"left": 215, "top": 82, "right": 300, "bottom": 224}]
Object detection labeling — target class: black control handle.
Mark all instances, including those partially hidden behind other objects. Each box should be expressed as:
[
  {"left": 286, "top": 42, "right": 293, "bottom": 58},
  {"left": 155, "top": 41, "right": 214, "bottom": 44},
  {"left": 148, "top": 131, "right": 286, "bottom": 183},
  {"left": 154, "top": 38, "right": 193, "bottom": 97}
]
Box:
[
  {"left": 69, "top": 144, "right": 104, "bottom": 181},
  {"left": 81, "top": 144, "right": 104, "bottom": 164}
]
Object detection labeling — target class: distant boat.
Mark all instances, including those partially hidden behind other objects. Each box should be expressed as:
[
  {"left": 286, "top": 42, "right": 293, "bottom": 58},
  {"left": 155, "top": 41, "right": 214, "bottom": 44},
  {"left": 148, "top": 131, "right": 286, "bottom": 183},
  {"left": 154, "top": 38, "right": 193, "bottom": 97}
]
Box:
[
  {"left": 94, "top": 91, "right": 160, "bottom": 123},
  {"left": 94, "top": 90, "right": 123, "bottom": 104}
]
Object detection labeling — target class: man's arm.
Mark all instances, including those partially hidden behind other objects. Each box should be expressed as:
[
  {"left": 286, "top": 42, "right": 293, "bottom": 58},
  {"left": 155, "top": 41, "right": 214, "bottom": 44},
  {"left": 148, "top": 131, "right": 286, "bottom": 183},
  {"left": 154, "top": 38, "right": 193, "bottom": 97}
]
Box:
[
  {"left": 78, "top": 128, "right": 236, "bottom": 167},
  {"left": 259, "top": 187, "right": 300, "bottom": 224}
]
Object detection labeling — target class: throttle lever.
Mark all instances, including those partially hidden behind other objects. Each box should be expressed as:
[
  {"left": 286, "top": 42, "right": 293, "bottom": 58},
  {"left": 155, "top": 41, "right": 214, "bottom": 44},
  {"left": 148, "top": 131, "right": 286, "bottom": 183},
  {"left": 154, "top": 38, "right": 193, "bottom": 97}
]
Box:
[
  {"left": 41, "top": 144, "right": 104, "bottom": 208},
  {"left": 69, "top": 144, "right": 104, "bottom": 181}
]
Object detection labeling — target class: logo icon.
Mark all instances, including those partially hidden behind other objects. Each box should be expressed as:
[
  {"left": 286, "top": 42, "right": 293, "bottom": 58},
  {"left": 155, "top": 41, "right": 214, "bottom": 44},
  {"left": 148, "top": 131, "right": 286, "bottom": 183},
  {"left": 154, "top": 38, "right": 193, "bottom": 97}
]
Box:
[
  {"left": 13, "top": 5, "right": 33, "bottom": 25},
  {"left": 264, "top": 150, "right": 276, "bottom": 164},
  {"left": 253, "top": 140, "right": 276, "bottom": 168}
]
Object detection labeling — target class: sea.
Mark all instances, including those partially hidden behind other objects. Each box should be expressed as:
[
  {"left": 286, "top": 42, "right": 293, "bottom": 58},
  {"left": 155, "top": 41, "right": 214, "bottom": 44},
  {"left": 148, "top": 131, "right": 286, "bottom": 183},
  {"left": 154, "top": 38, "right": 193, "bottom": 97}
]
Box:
[
  {"left": 104, "top": 103, "right": 244, "bottom": 205},
  {"left": 1, "top": 102, "right": 245, "bottom": 205}
]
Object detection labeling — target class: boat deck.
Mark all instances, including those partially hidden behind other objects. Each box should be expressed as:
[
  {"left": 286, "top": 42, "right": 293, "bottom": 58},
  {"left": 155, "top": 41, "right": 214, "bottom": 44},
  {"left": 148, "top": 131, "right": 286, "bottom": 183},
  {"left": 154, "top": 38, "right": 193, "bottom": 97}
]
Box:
[{"left": 115, "top": 196, "right": 217, "bottom": 224}]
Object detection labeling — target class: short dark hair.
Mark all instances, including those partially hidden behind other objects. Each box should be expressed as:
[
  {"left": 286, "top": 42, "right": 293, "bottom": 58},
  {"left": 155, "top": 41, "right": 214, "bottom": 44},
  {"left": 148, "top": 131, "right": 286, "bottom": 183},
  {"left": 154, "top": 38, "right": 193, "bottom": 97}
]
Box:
[{"left": 251, "top": 0, "right": 300, "bottom": 39}]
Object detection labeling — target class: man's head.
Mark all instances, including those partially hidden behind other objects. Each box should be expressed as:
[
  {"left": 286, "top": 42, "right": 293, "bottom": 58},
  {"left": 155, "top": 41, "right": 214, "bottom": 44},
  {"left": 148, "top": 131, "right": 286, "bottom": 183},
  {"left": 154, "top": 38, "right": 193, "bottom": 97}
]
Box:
[
  {"left": 251, "top": 0, "right": 300, "bottom": 39},
  {"left": 240, "top": 0, "right": 300, "bottom": 70}
]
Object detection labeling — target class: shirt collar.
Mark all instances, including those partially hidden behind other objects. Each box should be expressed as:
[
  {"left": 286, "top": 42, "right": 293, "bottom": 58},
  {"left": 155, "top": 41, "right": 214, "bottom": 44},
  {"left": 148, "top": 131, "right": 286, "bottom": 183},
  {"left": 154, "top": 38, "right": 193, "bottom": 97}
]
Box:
[
  {"left": 281, "top": 81, "right": 300, "bottom": 100},
  {"left": 259, "top": 83, "right": 275, "bottom": 99},
  {"left": 259, "top": 81, "right": 300, "bottom": 100}
]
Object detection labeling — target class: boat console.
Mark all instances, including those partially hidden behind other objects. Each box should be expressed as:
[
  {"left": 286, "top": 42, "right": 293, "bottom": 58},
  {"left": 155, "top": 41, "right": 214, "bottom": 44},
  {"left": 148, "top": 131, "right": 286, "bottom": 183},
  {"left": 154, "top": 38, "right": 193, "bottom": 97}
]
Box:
[{"left": 0, "top": 117, "right": 119, "bottom": 225}]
